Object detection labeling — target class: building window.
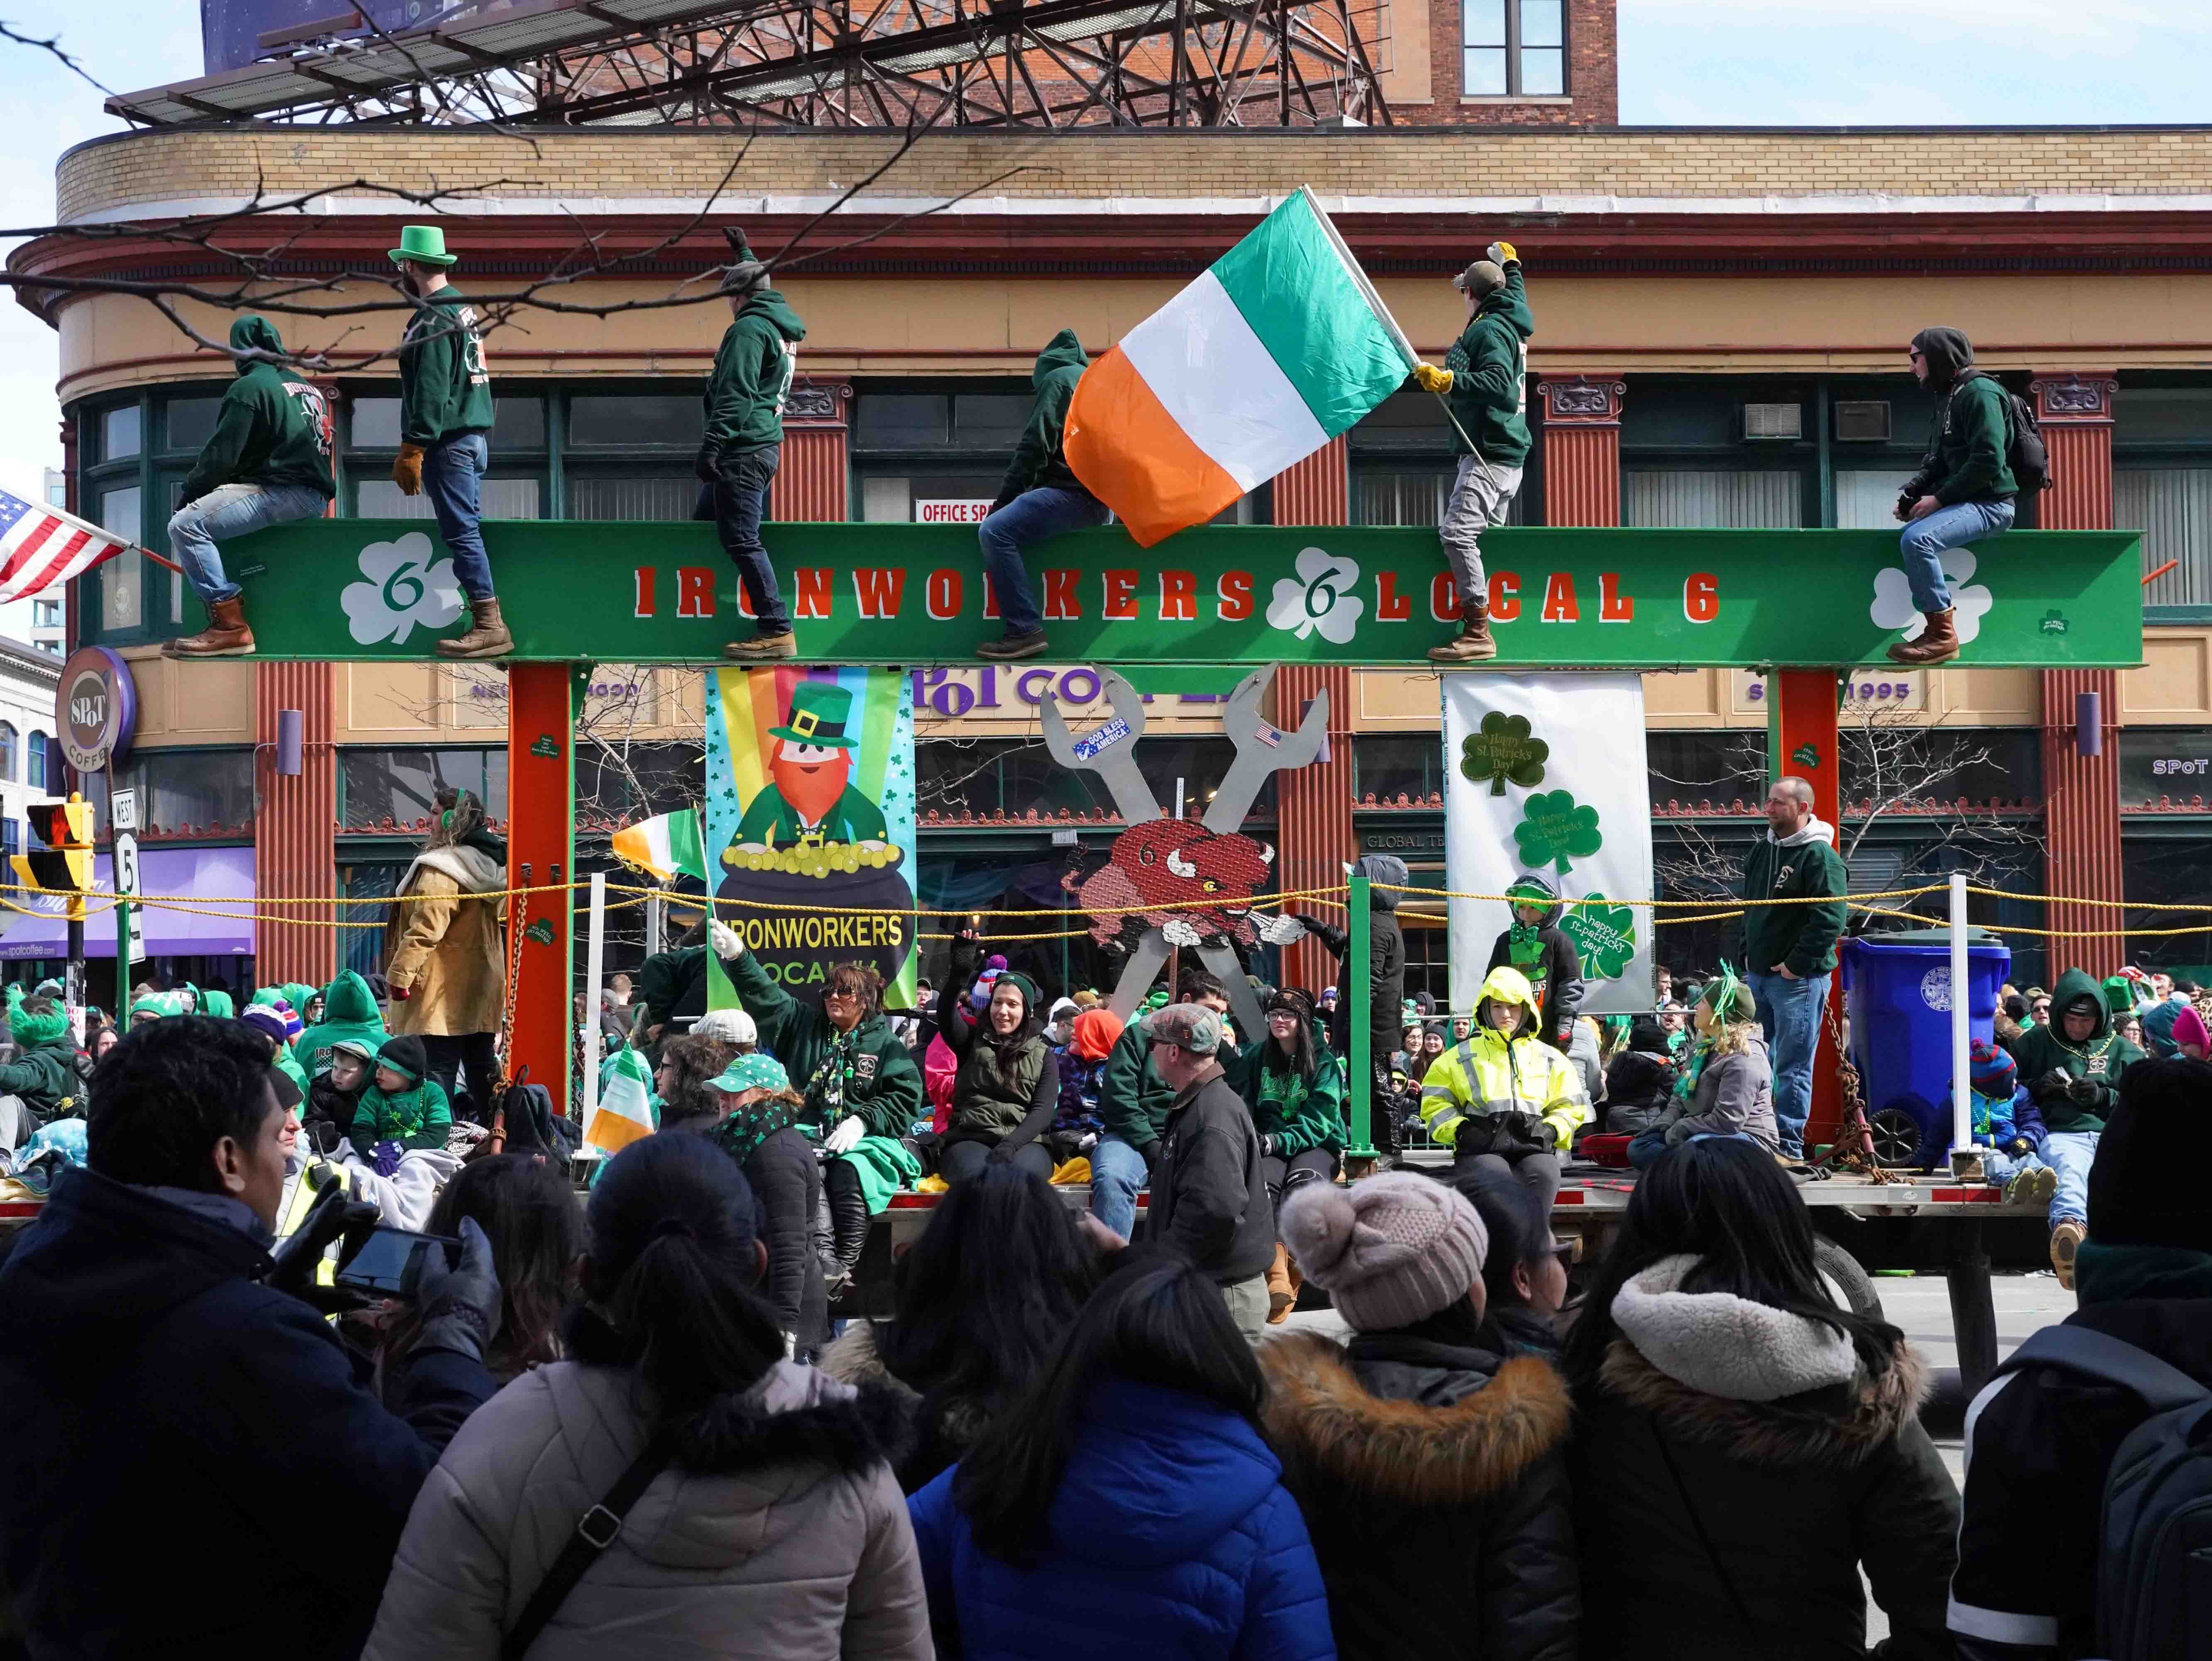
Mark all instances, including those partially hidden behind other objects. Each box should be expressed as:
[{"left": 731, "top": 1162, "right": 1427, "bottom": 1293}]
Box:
[
  {"left": 345, "top": 393, "right": 548, "bottom": 520},
  {"left": 0, "top": 821, "right": 15, "bottom": 860},
  {"left": 2118, "top": 469, "right": 2212, "bottom": 609},
  {"left": 26, "top": 733, "right": 45, "bottom": 793},
  {"left": 1357, "top": 471, "right": 1453, "bottom": 527},
  {"left": 0, "top": 723, "right": 16, "bottom": 783},
  {"left": 1462, "top": 0, "right": 1563, "bottom": 96},
  {"left": 1625, "top": 470, "right": 1803, "bottom": 529}
]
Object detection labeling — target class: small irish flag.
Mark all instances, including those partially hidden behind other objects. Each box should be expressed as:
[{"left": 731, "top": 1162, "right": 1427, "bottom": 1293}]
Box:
[
  {"left": 585, "top": 1046, "right": 658, "bottom": 1155},
  {"left": 610, "top": 808, "right": 708, "bottom": 884},
  {"left": 1065, "top": 187, "right": 1414, "bottom": 548}
]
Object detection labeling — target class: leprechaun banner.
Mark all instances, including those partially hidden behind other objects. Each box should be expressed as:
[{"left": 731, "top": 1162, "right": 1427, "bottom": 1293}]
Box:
[
  {"left": 705, "top": 666, "right": 919, "bottom": 1013},
  {"left": 1442, "top": 673, "right": 1654, "bottom": 1018}
]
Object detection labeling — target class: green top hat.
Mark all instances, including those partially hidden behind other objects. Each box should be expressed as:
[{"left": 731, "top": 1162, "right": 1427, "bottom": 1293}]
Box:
[
  {"left": 769, "top": 682, "right": 857, "bottom": 750},
  {"left": 387, "top": 225, "right": 459, "bottom": 268}
]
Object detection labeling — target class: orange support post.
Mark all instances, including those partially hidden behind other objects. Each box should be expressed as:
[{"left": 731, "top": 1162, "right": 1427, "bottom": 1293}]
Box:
[
  {"left": 1770, "top": 669, "right": 1845, "bottom": 1151},
  {"left": 506, "top": 664, "right": 578, "bottom": 1116}
]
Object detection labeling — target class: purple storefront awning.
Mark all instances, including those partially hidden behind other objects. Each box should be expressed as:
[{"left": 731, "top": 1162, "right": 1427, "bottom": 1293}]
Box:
[{"left": 0, "top": 845, "right": 257, "bottom": 961}]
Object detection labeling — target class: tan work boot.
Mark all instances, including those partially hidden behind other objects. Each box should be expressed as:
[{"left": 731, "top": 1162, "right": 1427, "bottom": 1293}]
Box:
[
  {"left": 1266, "top": 1241, "right": 1296, "bottom": 1324},
  {"left": 1428, "top": 598, "right": 1498, "bottom": 663},
  {"left": 725, "top": 630, "right": 797, "bottom": 661},
  {"left": 436, "top": 599, "right": 513, "bottom": 660},
  {"left": 163, "top": 595, "right": 255, "bottom": 658},
  {"left": 1887, "top": 608, "right": 1959, "bottom": 666},
  {"left": 2050, "top": 1218, "right": 2086, "bottom": 1291}
]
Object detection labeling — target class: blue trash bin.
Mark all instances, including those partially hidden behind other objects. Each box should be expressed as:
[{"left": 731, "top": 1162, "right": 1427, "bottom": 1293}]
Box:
[{"left": 1840, "top": 929, "right": 2011, "bottom": 1170}]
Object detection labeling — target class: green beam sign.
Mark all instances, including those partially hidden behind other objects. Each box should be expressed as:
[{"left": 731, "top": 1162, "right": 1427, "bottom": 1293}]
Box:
[{"left": 226, "top": 520, "right": 2143, "bottom": 668}]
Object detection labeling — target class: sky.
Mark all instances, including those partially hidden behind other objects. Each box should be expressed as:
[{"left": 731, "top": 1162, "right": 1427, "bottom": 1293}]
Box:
[{"left": 0, "top": 0, "right": 2206, "bottom": 503}]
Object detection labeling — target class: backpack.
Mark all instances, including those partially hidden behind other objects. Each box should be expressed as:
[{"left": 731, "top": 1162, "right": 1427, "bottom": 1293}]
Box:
[
  {"left": 1974, "top": 376, "right": 2050, "bottom": 493},
  {"left": 1995, "top": 1325, "right": 2212, "bottom": 1660}
]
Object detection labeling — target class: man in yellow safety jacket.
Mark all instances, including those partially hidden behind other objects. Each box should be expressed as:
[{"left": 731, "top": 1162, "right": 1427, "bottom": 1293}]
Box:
[{"left": 1418, "top": 963, "right": 1586, "bottom": 1214}]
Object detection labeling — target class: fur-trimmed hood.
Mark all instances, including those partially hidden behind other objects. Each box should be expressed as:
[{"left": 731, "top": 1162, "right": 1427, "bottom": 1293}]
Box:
[
  {"left": 1597, "top": 1333, "right": 1930, "bottom": 1472},
  {"left": 1260, "top": 1330, "right": 1570, "bottom": 1505},
  {"left": 1611, "top": 1253, "right": 1855, "bottom": 1401},
  {"left": 817, "top": 1318, "right": 994, "bottom": 1451}
]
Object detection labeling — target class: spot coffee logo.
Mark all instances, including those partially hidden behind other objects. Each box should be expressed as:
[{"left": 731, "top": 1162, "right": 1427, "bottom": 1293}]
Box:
[{"left": 56, "top": 647, "right": 136, "bottom": 773}]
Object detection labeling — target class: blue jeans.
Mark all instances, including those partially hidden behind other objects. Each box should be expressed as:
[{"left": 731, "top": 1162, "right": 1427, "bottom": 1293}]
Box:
[
  {"left": 424, "top": 431, "right": 494, "bottom": 602},
  {"left": 1088, "top": 1132, "right": 1150, "bottom": 1240},
  {"left": 978, "top": 485, "right": 1110, "bottom": 636},
  {"left": 167, "top": 482, "right": 328, "bottom": 604},
  {"left": 693, "top": 444, "right": 788, "bottom": 635},
  {"left": 1983, "top": 1146, "right": 2050, "bottom": 1186},
  {"left": 1627, "top": 1126, "right": 1756, "bottom": 1169},
  {"left": 1898, "top": 498, "right": 2014, "bottom": 612},
  {"left": 1747, "top": 968, "right": 1830, "bottom": 1158},
  {"left": 2044, "top": 1130, "right": 2099, "bottom": 1228}
]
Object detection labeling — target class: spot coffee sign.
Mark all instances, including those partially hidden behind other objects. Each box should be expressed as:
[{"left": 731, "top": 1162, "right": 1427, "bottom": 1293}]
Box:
[{"left": 57, "top": 647, "right": 136, "bottom": 773}]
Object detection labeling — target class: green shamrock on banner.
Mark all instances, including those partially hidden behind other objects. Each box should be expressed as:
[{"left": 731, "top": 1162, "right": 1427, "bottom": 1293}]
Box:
[
  {"left": 1514, "top": 789, "right": 1604, "bottom": 876},
  {"left": 1459, "top": 711, "right": 1550, "bottom": 796},
  {"left": 1559, "top": 892, "right": 1637, "bottom": 982}
]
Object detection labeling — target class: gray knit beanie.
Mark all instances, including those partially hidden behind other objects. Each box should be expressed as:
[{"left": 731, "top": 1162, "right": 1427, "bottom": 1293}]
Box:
[{"left": 1279, "top": 1172, "right": 1489, "bottom": 1331}]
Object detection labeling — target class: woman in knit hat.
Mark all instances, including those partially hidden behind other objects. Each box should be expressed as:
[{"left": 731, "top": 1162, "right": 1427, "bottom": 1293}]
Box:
[
  {"left": 931, "top": 960, "right": 1058, "bottom": 1182},
  {"left": 1562, "top": 1137, "right": 1957, "bottom": 1661},
  {"left": 348, "top": 1033, "right": 453, "bottom": 1161},
  {"left": 1262, "top": 1172, "right": 1576, "bottom": 1661}
]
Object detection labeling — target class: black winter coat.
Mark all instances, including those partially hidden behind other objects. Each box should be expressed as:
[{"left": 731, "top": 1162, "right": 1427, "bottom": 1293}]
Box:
[
  {"left": 1262, "top": 1327, "right": 1578, "bottom": 1661},
  {"left": 0, "top": 1166, "right": 494, "bottom": 1661},
  {"left": 1149, "top": 1069, "right": 1275, "bottom": 1284},
  {"left": 1601, "top": 1049, "right": 1676, "bottom": 1136},
  {"left": 1951, "top": 1245, "right": 2212, "bottom": 1660},
  {"left": 1573, "top": 1332, "right": 1957, "bottom": 1661},
  {"left": 742, "top": 1124, "right": 828, "bottom": 1355},
  {"left": 1298, "top": 851, "right": 1407, "bottom": 1063}
]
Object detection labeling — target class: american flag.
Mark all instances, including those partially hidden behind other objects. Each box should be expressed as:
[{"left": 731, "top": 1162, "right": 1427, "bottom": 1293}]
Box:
[{"left": 0, "top": 489, "right": 132, "bottom": 605}]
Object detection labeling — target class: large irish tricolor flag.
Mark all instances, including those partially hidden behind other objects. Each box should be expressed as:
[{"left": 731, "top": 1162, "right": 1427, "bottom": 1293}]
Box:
[{"left": 1064, "top": 187, "right": 1413, "bottom": 547}]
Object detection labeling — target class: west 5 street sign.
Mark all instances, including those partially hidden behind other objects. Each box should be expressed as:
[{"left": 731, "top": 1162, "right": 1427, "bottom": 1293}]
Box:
[{"left": 231, "top": 520, "right": 2143, "bottom": 668}]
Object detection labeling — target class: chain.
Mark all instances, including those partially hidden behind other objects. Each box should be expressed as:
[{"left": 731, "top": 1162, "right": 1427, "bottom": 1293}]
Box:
[
  {"left": 1807, "top": 988, "right": 1901, "bottom": 1184},
  {"left": 496, "top": 883, "right": 528, "bottom": 1093}
]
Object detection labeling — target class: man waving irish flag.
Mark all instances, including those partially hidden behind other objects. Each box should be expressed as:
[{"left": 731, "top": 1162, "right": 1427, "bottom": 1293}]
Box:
[{"left": 1063, "top": 186, "right": 1415, "bottom": 548}]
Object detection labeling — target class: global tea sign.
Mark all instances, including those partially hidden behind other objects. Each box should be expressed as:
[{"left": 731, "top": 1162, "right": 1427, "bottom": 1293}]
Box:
[{"left": 57, "top": 647, "right": 137, "bottom": 774}]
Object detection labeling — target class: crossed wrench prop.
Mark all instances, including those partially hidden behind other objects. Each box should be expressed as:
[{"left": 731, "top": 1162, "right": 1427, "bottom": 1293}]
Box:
[{"left": 1041, "top": 666, "right": 1330, "bottom": 1044}]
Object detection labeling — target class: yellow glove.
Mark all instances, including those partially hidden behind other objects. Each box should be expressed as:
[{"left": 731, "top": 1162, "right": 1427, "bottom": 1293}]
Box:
[
  {"left": 1487, "top": 240, "right": 1518, "bottom": 265},
  {"left": 1413, "top": 363, "right": 1454, "bottom": 395},
  {"left": 392, "top": 443, "right": 425, "bottom": 497}
]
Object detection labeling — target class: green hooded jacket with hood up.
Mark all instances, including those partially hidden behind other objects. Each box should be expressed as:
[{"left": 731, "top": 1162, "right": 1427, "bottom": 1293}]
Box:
[
  {"left": 1441, "top": 262, "right": 1534, "bottom": 467},
  {"left": 1900, "top": 327, "right": 2017, "bottom": 508},
  {"left": 2011, "top": 966, "right": 2143, "bottom": 1134},
  {"left": 992, "top": 329, "right": 1090, "bottom": 505},
  {"left": 180, "top": 316, "right": 335, "bottom": 503},
  {"left": 294, "top": 972, "right": 389, "bottom": 1078},
  {"left": 703, "top": 289, "right": 806, "bottom": 454}
]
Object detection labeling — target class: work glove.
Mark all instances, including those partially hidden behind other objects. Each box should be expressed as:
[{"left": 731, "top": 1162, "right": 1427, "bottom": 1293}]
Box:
[
  {"left": 823, "top": 1115, "right": 866, "bottom": 1156},
  {"left": 1895, "top": 492, "right": 1917, "bottom": 522},
  {"left": 1250, "top": 912, "right": 1307, "bottom": 946},
  {"left": 2066, "top": 1075, "right": 2102, "bottom": 1108},
  {"left": 1487, "top": 240, "right": 1518, "bottom": 265},
  {"left": 265, "top": 1180, "right": 376, "bottom": 1300},
  {"left": 2029, "top": 1068, "right": 2073, "bottom": 1104},
  {"left": 1258, "top": 1132, "right": 1281, "bottom": 1158},
  {"left": 392, "top": 443, "right": 425, "bottom": 497},
  {"left": 411, "top": 1216, "right": 504, "bottom": 1363},
  {"left": 694, "top": 441, "right": 721, "bottom": 485},
  {"left": 1413, "top": 363, "right": 1454, "bottom": 396},
  {"left": 710, "top": 920, "right": 745, "bottom": 960}
]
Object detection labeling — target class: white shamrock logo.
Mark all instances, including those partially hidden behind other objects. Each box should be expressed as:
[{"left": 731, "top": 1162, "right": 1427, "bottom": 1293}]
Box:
[
  {"left": 342, "top": 532, "right": 465, "bottom": 645},
  {"left": 1870, "top": 546, "right": 1993, "bottom": 645},
  {"left": 1266, "top": 546, "right": 1366, "bottom": 645}
]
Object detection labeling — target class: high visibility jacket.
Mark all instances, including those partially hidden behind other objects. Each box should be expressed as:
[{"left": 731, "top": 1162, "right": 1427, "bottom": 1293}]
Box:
[{"left": 1418, "top": 965, "right": 1588, "bottom": 1152}]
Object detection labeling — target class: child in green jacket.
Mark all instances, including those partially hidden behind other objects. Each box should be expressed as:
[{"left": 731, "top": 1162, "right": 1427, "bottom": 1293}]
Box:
[{"left": 348, "top": 1033, "right": 452, "bottom": 1159}]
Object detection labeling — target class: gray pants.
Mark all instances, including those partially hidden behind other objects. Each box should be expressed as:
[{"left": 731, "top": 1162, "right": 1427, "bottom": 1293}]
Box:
[
  {"left": 1221, "top": 1274, "right": 1271, "bottom": 1345},
  {"left": 1440, "top": 455, "right": 1524, "bottom": 605}
]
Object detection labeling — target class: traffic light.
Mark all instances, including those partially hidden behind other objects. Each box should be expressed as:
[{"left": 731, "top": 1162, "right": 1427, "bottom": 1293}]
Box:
[{"left": 14, "top": 794, "right": 96, "bottom": 920}]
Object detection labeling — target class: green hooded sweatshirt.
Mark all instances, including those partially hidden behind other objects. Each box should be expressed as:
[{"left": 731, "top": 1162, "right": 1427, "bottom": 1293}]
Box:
[
  {"left": 296, "top": 972, "right": 388, "bottom": 1078},
  {"left": 180, "top": 316, "right": 336, "bottom": 503},
  {"left": 398, "top": 284, "right": 495, "bottom": 446},
  {"left": 1900, "top": 327, "right": 2016, "bottom": 508},
  {"left": 1239, "top": 1019, "right": 1347, "bottom": 1157},
  {"left": 1441, "top": 262, "right": 1534, "bottom": 467},
  {"left": 2011, "top": 966, "right": 2143, "bottom": 1134},
  {"left": 992, "top": 328, "right": 1089, "bottom": 505},
  {"left": 0, "top": 1003, "right": 78, "bottom": 1120},
  {"left": 703, "top": 289, "right": 806, "bottom": 454},
  {"left": 349, "top": 1075, "right": 452, "bottom": 1159},
  {"left": 199, "top": 989, "right": 236, "bottom": 1019}
]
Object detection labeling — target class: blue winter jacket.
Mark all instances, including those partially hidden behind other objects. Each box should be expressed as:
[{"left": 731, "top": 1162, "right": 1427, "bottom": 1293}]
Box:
[
  {"left": 1971, "top": 1084, "right": 2048, "bottom": 1154},
  {"left": 907, "top": 1377, "right": 1336, "bottom": 1661},
  {"left": 0, "top": 1166, "right": 494, "bottom": 1661}
]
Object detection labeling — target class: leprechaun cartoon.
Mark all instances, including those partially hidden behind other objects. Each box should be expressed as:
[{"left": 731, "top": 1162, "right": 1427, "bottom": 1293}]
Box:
[{"left": 733, "top": 682, "right": 892, "bottom": 852}]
